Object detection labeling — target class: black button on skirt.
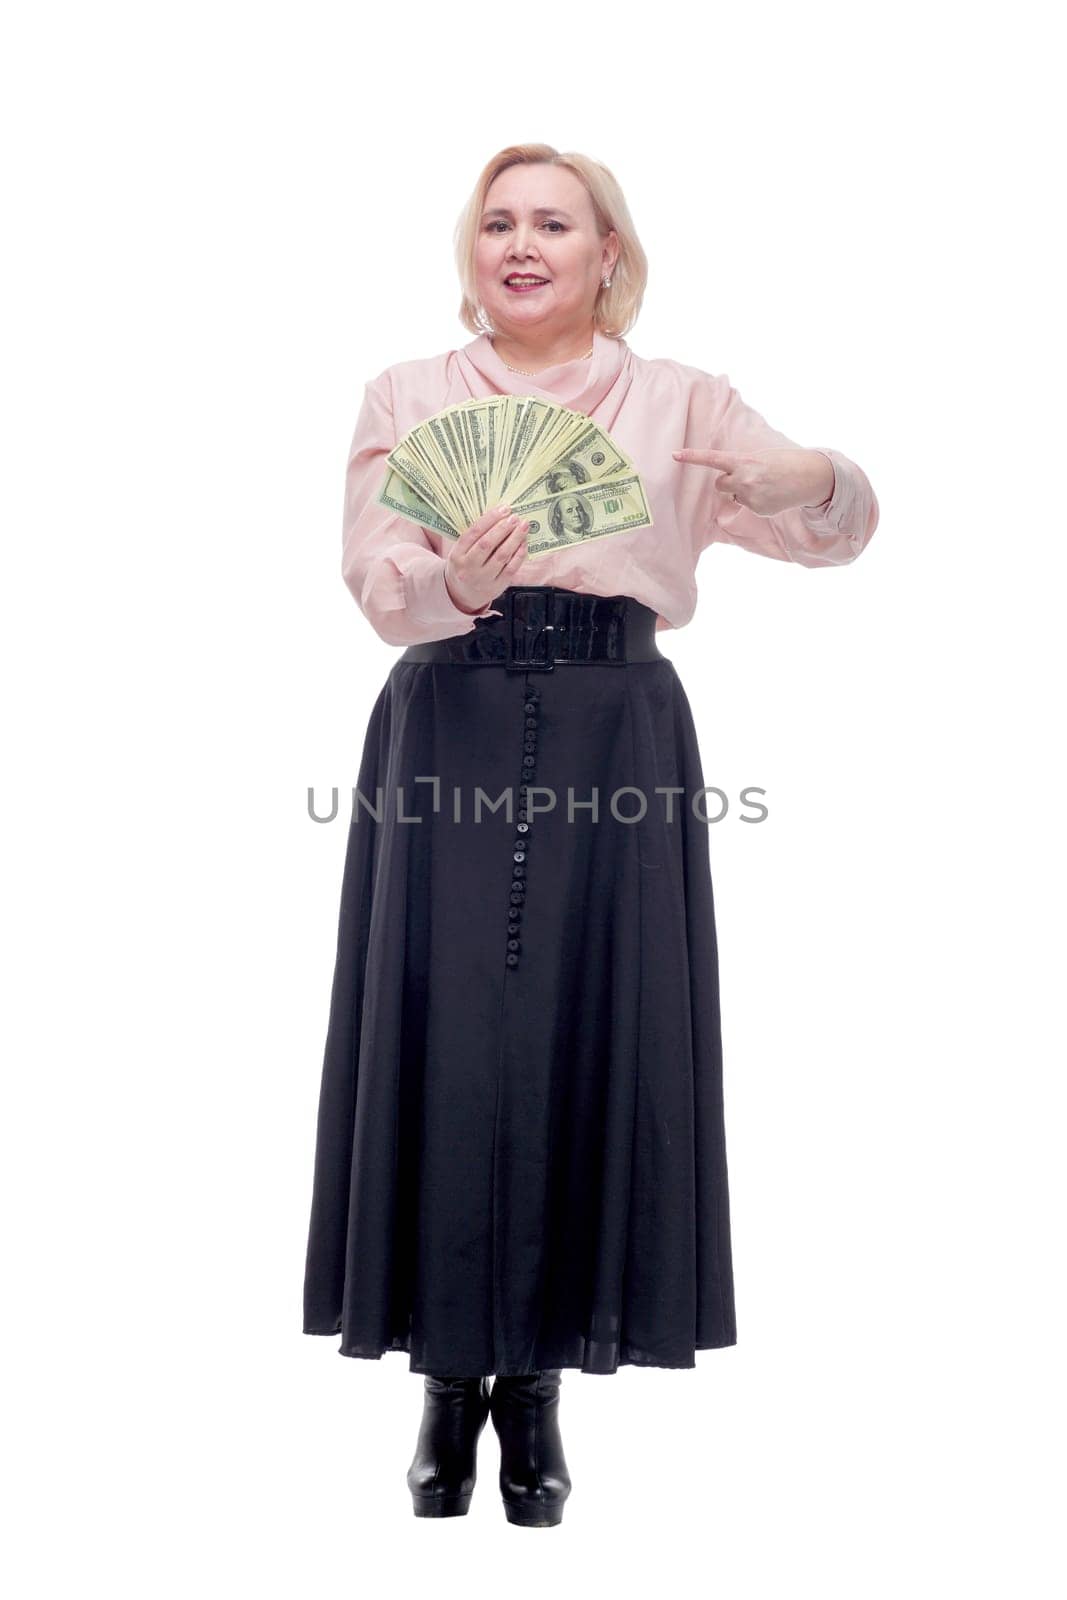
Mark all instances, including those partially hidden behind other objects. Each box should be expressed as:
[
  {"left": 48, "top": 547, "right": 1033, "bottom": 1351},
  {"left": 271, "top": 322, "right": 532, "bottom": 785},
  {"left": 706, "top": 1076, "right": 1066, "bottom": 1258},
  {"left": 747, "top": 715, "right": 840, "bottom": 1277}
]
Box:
[{"left": 302, "top": 651, "right": 737, "bottom": 1376}]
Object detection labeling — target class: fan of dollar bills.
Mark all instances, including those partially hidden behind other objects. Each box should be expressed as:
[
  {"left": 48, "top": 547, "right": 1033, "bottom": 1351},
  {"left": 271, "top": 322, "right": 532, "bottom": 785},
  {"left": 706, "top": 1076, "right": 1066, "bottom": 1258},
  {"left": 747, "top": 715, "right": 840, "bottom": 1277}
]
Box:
[{"left": 375, "top": 395, "right": 652, "bottom": 560}]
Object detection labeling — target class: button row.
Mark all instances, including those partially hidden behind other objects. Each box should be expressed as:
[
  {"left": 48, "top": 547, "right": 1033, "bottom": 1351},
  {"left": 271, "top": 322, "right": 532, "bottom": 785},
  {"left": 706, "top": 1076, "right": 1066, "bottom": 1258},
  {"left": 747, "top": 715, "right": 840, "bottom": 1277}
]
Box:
[{"left": 505, "top": 679, "right": 540, "bottom": 970}]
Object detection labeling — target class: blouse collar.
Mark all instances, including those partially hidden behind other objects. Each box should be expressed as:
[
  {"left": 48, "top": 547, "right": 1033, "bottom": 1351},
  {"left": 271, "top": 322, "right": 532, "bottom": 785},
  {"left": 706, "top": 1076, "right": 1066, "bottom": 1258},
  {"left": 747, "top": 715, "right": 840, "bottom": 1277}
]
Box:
[{"left": 455, "top": 327, "right": 631, "bottom": 414}]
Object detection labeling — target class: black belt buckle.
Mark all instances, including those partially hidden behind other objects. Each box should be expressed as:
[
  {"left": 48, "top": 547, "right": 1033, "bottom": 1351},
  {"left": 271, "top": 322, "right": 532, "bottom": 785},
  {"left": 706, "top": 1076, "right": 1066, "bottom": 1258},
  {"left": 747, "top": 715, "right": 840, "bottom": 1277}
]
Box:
[{"left": 505, "top": 587, "right": 556, "bottom": 672}]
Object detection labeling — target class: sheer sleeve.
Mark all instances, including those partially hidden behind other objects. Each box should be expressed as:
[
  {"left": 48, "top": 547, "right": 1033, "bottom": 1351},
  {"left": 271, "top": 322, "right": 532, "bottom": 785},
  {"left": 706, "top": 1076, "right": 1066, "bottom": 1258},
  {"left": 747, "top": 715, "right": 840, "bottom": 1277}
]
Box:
[
  {"left": 704, "top": 378, "right": 879, "bottom": 567},
  {"left": 341, "top": 372, "right": 493, "bottom": 645}
]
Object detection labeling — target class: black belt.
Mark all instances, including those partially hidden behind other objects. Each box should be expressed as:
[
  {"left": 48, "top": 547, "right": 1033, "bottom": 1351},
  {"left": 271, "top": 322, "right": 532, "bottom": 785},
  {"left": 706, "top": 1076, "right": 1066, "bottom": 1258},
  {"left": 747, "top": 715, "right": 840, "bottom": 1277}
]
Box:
[{"left": 399, "top": 586, "right": 663, "bottom": 671}]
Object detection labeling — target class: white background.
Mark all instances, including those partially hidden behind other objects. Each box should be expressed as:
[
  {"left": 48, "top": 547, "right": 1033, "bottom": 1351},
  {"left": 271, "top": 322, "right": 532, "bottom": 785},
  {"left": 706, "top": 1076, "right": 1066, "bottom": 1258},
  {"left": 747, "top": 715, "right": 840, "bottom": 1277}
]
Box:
[{"left": 4, "top": 0, "right": 1063, "bottom": 1594}]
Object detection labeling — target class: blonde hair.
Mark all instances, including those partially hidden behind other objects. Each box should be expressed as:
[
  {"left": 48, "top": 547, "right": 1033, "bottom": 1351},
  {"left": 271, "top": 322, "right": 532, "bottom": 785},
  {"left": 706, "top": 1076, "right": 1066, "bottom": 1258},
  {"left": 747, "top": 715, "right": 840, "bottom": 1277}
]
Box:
[{"left": 453, "top": 144, "right": 647, "bottom": 339}]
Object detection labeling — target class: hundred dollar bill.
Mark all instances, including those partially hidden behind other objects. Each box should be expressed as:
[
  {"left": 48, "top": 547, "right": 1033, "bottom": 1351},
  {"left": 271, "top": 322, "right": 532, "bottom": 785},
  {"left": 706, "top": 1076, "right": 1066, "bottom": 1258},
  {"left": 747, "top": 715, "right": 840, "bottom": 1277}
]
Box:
[
  {"left": 522, "top": 474, "right": 653, "bottom": 558},
  {"left": 511, "top": 420, "right": 633, "bottom": 508},
  {"left": 375, "top": 465, "right": 462, "bottom": 538}
]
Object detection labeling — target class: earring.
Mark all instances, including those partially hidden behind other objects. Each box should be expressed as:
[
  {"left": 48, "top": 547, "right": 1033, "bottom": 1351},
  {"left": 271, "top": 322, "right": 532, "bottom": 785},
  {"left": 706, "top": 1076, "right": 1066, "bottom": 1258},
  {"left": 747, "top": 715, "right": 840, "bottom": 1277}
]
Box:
[{"left": 601, "top": 276, "right": 612, "bottom": 288}]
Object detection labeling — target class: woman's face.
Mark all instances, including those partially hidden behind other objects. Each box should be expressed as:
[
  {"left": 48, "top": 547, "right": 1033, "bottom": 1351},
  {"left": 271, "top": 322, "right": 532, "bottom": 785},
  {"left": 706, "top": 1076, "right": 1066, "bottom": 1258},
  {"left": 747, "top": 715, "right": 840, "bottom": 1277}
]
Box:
[{"left": 475, "top": 164, "right": 617, "bottom": 342}]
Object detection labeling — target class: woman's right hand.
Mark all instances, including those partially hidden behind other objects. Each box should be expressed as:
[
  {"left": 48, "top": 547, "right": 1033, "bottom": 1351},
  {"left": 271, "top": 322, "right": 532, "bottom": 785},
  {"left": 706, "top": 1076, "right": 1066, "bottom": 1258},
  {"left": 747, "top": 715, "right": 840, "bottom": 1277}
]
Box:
[{"left": 444, "top": 504, "right": 530, "bottom": 615}]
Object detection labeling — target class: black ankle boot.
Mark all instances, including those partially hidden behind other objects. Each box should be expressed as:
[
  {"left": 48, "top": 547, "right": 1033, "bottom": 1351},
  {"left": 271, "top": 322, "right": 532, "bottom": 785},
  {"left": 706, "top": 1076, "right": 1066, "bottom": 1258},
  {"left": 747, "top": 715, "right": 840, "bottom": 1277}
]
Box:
[
  {"left": 489, "top": 1368, "right": 572, "bottom": 1527},
  {"left": 407, "top": 1374, "right": 493, "bottom": 1517}
]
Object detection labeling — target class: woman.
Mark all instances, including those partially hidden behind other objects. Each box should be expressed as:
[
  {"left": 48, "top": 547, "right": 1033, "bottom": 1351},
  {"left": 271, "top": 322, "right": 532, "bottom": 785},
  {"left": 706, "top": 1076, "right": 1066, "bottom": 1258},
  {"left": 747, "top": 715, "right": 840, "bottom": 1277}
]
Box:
[{"left": 302, "top": 143, "right": 879, "bottom": 1527}]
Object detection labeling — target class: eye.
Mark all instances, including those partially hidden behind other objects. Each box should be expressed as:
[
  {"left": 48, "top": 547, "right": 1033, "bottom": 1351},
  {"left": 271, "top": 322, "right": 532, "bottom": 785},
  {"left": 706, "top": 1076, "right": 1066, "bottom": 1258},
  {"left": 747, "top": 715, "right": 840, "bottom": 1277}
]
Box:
[{"left": 483, "top": 219, "right": 566, "bottom": 233}]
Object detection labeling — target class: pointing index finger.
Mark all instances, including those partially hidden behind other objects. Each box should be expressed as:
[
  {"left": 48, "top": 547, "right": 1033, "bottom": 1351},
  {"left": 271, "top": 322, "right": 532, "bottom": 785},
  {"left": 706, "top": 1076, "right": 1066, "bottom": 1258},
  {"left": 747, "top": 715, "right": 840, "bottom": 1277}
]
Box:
[{"left": 672, "top": 448, "right": 735, "bottom": 467}]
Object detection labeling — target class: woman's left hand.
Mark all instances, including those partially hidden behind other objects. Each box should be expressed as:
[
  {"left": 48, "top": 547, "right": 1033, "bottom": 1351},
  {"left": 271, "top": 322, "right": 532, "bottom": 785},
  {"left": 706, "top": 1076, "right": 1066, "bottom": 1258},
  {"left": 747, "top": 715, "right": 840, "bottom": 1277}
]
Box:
[{"left": 671, "top": 446, "right": 834, "bottom": 517}]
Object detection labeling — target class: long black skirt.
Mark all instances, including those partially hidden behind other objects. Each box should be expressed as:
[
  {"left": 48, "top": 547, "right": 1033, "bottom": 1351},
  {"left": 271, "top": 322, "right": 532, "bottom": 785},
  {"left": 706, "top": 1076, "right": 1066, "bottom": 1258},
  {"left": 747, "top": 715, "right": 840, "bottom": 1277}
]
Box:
[{"left": 302, "top": 592, "right": 737, "bottom": 1376}]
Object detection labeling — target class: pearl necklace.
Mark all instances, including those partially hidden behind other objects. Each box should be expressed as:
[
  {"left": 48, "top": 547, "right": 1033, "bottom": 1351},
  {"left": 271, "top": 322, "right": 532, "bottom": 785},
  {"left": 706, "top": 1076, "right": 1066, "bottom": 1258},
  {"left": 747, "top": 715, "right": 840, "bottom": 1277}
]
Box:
[{"left": 493, "top": 340, "right": 593, "bottom": 376}]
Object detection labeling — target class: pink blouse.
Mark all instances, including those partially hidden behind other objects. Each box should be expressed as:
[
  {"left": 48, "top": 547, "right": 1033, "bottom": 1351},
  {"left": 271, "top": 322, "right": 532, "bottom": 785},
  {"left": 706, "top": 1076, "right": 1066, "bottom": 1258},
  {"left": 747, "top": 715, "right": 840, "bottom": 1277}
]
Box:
[{"left": 341, "top": 329, "right": 879, "bottom": 645}]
